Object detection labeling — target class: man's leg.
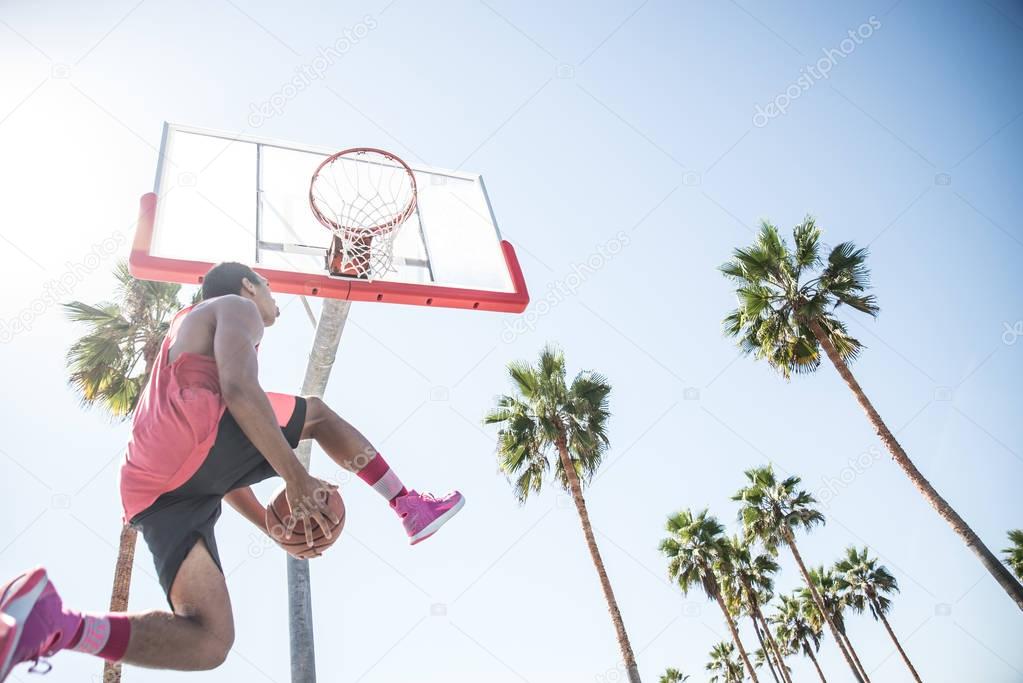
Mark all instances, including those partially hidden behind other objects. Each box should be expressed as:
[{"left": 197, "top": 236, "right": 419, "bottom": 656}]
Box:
[
  {"left": 0, "top": 538, "right": 233, "bottom": 680},
  {"left": 299, "top": 396, "right": 464, "bottom": 544},
  {"left": 299, "top": 396, "right": 384, "bottom": 472},
  {"left": 119, "top": 537, "right": 235, "bottom": 670},
  {"left": 300, "top": 396, "right": 407, "bottom": 503}
]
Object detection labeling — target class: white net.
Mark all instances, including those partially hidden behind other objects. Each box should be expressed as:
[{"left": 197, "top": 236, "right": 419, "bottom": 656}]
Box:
[{"left": 309, "top": 148, "right": 417, "bottom": 279}]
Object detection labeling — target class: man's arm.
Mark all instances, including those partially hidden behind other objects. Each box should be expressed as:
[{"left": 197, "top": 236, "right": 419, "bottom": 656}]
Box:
[
  {"left": 224, "top": 487, "right": 266, "bottom": 532},
  {"left": 213, "top": 297, "right": 339, "bottom": 544},
  {"left": 214, "top": 298, "right": 307, "bottom": 483}
]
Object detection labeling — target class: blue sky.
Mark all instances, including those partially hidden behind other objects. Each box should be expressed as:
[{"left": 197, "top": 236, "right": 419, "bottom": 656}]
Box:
[{"left": 1, "top": 1, "right": 1022, "bottom": 681}]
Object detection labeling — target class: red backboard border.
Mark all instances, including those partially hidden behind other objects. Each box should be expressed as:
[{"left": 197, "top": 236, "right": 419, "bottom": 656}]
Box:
[{"left": 130, "top": 193, "right": 529, "bottom": 313}]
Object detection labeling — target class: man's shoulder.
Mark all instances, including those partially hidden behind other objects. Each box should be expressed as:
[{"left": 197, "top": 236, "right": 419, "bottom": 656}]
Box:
[
  {"left": 199, "top": 294, "right": 256, "bottom": 312},
  {"left": 201, "top": 296, "right": 263, "bottom": 339},
  {"left": 197, "top": 295, "right": 261, "bottom": 322}
]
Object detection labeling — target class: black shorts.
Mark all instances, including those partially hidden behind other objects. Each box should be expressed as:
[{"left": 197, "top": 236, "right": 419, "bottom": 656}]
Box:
[{"left": 129, "top": 396, "right": 307, "bottom": 609}]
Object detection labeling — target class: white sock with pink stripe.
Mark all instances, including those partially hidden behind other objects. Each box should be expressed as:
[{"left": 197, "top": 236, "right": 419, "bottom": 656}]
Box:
[
  {"left": 67, "top": 612, "right": 131, "bottom": 660},
  {"left": 356, "top": 453, "right": 408, "bottom": 507}
]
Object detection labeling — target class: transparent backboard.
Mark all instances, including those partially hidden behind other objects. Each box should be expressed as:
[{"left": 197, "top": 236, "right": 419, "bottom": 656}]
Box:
[{"left": 146, "top": 123, "right": 525, "bottom": 306}]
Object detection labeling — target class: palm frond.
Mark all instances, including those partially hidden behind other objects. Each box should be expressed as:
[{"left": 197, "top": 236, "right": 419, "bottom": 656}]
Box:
[
  {"left": 721, "top": 218, "right": 879, "bottom": 378},
  {"left": 834, "top": 546, "right": 900, "bottom": 620},
  {"left": 63, "top": 260, "right": 184, "bottom": 420},
  {"left": 793, "top": 216, "right": 821, "bottom": 271},
  {"left": 734, "top": 465, "right": 825, "bottom": 551},
  {"left": 1004, "top": 529, "right": 1023, "bottom": 580},
  {"left": 483, "top": 345, "right": 613, "bottom": 500}
]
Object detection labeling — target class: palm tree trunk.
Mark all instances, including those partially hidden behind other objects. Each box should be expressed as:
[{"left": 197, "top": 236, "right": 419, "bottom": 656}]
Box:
[
  {"left": 288, "top": 298, "right": 351, "bottom": 683},
  {"left": 101, "top": 524, "right": 137, "bottom": 683},
  {"left": 758, "top": 615, "right": 789, "bottom": 683},
  {"left": 803, "top": 639, "right": 828, "bottom": 683},
  {"left": 839, "top": 629, "right": 871, "bottom": 682},
  {"left": 870, "top": 595, "right": 923, "bottom": 682},
  {"left": 759, "top": 612, "right": 791, "bottom": 683},
  {"left": 555, "top": 440, "right": 641, "bottom": 683},
  {"left": 782, "top": 528, "right": 864, "bottom": 683},
  {"left": 712, "top": 590, "right": 760, "bottom": 683},
  {"left": 742, "top": 577, "right": 792, "bottom": 683},
  {"left": 808, "top": 320, "right": 1023, "bottom": 611},
  {"left": 750, "top": 614, "right": 780, "bottom": 683},
  {"left": 102, "top": 342, "right": 157, "bottom": 682}
]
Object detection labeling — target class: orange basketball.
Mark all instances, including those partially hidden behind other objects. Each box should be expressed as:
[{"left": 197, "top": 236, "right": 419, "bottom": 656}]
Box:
[{"left": 264, "top": 483, "right": 345, "bottom": 555}]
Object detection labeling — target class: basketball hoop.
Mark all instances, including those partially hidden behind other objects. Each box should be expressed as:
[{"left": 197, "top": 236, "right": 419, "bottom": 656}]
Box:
[
  {"left": 135, "top": 123, "right": 529, "bottom": 312},
  {"left": 309, "top": 148, "right": 418, "bottom": 279}
]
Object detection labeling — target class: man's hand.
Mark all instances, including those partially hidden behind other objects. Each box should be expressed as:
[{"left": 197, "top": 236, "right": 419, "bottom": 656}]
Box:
[
  {"left": 284, "top": 541, "right": 324, "bottom": 561},
  {"left": 226, "top": 487, "right": 326, "bottom": 559},
  {"left": 284, "top": 473, "right": 341, "bottom": 549}
]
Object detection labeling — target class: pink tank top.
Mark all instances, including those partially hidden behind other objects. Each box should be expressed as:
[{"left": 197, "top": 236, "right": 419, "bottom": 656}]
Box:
[{"left": 120, "top": 306, "right": 227, "bottom": 522}]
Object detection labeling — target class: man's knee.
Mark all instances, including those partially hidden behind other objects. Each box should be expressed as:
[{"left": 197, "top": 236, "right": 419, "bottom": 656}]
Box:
[
  {"left": 177, "top": 606, "right": 234, "bottom": 670},
  {"left": 196, "top": 625, "right": 234, "bottom": 670},
  {"left": 306, "top": 395, "right": 328, "bottom": 418},
  {"left": 302, "top": 395, "right": 332, "bottom": 438},
  {"left": 169, "top": 538, "right": 235, "bottom": 670}
]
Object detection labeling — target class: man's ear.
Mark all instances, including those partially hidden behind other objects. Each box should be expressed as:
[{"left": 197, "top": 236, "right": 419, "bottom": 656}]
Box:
[{"left": 240, "top": 277, "right": 257, "bottom": 296}]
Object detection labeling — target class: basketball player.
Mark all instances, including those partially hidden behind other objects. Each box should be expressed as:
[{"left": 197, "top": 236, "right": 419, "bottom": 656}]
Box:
[{"left": 0, "top": 262, "right": 464, "bottom": 678}]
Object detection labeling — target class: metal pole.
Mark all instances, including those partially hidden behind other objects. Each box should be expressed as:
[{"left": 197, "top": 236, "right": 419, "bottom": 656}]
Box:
[{"left": 288, "top": 297, "right": 352, "bottom": 683}]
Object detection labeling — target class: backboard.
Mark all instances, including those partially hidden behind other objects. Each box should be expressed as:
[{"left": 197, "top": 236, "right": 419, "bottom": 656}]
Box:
[{"left": 131, "top": 123, "right": 528, "bottom": 313}]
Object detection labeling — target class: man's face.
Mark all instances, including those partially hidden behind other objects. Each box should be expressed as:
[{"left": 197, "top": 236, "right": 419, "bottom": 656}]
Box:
[{"left": 244, "top": 276, "right": 280, "bottom": 326}]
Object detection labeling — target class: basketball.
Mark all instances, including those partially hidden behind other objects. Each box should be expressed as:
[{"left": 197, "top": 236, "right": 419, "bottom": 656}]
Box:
[{"left": 264, "top": 483, "right": 346, "bottom": 555}]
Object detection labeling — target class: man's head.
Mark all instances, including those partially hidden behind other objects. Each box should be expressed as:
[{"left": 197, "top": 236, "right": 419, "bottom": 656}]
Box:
[{"left": 201, "top": 262, "right": 280, "bottom": 325}]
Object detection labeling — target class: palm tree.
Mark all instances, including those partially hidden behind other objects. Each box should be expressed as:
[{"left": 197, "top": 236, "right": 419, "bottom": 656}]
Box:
[
  {"left": 733, "top": 465, "right": 864, "bottom": 682},
  {"left": 707, "top": 641, "right": 744, "bottom": 683},
  {"left": 65, "top": 262, "right": 183, "bottom": 418},
  {"left": 723, "top": 536, "right": 792, "bottom": 683},
  {"left": 660, "top": 509, "right": 761, "bottom": 683},
  {"left": 659, "top": 668, "right": 690, "bottom": 683},
  {"left": 753, "top": 646, "right": 790, "bottom": 680},
  {"left": 771, "top": 593, "right": 827, "bottom": 683},
  {"left": 721, "top": 219, "right": 1023, "bottom": 611},
  {"left": 735, "top": 607, "right": 780, "bottom": 683},
  {"left": 836, "top": 547, "right": 923, "bottom": 682},
  {"left": 64, "top": 261, "right": 184, "bottom": 683},
  {"left": 802, "top": 566, "right": 871, "bottom": 682},
  {"left": 1004, "top": 530, "right": 1023, "bottom": 580},
  {"left": 483, "top": 345, "right": 640, "bottom": 682}
]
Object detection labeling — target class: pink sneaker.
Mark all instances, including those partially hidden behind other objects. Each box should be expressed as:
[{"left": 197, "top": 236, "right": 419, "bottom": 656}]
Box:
[
  {"left": 0, "top": 567, "right": 81, "bottom": 681},
  {"left": 394, "top": 490, "right": 465, "bottom": 545}
]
